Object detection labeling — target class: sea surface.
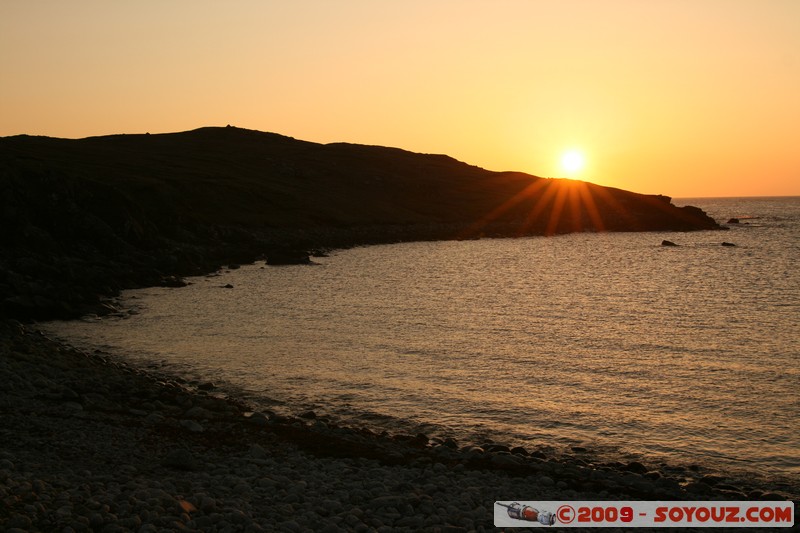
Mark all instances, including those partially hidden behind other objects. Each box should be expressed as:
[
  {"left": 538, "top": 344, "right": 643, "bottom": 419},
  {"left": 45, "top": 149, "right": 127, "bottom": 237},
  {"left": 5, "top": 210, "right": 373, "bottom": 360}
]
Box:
[{"left": 43, "top": 197, "right": 799, "bottom": 485}]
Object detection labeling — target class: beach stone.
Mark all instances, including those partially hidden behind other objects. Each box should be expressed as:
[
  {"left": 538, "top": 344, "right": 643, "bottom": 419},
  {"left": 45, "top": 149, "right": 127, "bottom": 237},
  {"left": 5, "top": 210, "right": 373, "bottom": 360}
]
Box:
[
  {"left": 184, "top": 406, "right": 213, "bottom": 419},
  {"left": 5, "top": 515, "right": 32, "bottom": 529},
  {"left": 699, "top": 474, "right": 725, "bottom": 487},
  {"left": 684, "top": 482, "right": 712, "bottom": 494},
  {"left": 61, "top": 387, "right": 79, "bottom": 400},
  {"left": 490, "top": 454, "right": 521, "bottom": 467},
  {"left": 538, "top": 475, "right": 555, "bottom": 487},
  {"left": 442, "top": 437, "right": 458, "bottom": 449},
  {"left": 249, "top": 443, "right": 268, "bottom": 460},
  {"left": 318, "top": 522, "right": 344, "bottom": 533},
  {"left": 82, "top": 393, "right": 119, "bottom": 411},
  {"left": 162, "top": 449, "right": 198, "bottom": 471},
  {"left": 441, "top": 525, "right": 468, "bottom": 533},
  {"left": 462, "top": 446, "right": 484, "bottom": 458},
  {"left": 371, "top": 494, "right": 405, "bottom": 509},
  {"left": 180, "top": 419, "right": 204, "bottom": 432},
  {"left": 624, "top": 461, "right": 648, "bottom": 474},
  {"left": 344, "top": 513, "right": 362, "bottom": 527},
  {"left": 144, "top": 412, "right": 164, "bottom": 425},
  {"left": 279, "top": 520, "right": 303, "bottom": 532},
  {"left": 247, "top": 411, "right": 269, "bottom": 426}
]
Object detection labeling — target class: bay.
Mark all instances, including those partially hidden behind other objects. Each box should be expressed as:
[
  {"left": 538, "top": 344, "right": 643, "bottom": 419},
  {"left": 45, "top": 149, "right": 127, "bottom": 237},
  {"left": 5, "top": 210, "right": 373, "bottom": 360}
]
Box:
[{"left": 43, "top": 197, "right": 800, "bottom": 485}]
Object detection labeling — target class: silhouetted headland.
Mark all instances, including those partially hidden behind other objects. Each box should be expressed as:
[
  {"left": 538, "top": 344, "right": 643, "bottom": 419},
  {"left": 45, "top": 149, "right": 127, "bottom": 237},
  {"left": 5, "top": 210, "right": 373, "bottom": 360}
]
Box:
[{"left": 1, "top": 126, "right": 721, "bottom": 320}]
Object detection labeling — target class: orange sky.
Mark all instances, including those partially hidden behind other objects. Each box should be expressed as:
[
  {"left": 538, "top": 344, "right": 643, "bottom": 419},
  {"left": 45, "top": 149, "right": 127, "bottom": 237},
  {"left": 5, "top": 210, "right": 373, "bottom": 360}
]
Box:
[{"left": 2, "top": 1, "right": 798, "bottom": 197}]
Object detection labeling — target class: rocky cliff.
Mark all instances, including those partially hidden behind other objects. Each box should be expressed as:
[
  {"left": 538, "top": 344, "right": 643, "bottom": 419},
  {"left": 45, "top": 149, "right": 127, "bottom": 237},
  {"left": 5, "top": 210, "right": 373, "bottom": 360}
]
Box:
[{"left": 0, "top": 126, "right": 721, "bottom": 319}]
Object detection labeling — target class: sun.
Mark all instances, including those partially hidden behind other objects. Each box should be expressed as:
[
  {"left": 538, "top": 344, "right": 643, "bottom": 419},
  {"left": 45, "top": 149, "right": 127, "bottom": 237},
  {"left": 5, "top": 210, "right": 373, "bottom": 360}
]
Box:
[{"left": 560, "top": 149, "right": 585, "bottom": 175}]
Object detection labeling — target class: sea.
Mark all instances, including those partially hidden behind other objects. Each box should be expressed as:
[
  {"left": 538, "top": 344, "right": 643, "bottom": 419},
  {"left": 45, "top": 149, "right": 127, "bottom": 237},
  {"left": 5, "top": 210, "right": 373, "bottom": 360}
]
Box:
[{"left": 42, "top": 197, "right": 799, "bottom": 487}]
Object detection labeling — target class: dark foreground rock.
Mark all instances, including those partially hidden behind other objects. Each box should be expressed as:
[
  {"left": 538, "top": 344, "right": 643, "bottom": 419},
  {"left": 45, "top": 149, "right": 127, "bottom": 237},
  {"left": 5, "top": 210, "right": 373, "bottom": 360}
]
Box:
[{"left": 1, "top": 321, "right": 795, "bottom": 532}]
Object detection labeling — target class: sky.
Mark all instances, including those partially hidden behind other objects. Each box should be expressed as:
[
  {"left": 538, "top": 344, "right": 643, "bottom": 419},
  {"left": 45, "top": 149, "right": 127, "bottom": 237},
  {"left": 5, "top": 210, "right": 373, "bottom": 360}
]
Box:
[{"left": 2, "top": 0, "right": 799, "bottom": 197}]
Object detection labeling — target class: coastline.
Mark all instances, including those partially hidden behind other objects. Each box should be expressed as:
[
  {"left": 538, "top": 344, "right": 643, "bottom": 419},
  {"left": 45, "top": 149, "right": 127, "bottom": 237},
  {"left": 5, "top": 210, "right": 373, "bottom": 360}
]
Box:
[
  {"left": 1, "top": 126, "right": 723, "bottom": 322},
  {"left": 2, "top": 320, "right": 795, "bottom": 532},
  {"left": 1, "top": 131, "right": 789, "bottom": 530}
]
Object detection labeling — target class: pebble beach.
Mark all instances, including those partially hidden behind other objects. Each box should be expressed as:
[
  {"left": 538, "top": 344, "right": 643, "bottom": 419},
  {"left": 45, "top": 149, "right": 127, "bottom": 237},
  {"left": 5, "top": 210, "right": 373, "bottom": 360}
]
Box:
[{"left": 1, "top": 320, "right": 796, "bottom": 532}]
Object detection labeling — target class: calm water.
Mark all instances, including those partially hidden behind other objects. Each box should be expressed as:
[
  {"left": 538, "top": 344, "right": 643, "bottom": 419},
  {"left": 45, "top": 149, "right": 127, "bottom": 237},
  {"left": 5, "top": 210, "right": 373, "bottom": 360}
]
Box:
[{"left": 44, "top": 197, "right": 799, "bottom": 483}]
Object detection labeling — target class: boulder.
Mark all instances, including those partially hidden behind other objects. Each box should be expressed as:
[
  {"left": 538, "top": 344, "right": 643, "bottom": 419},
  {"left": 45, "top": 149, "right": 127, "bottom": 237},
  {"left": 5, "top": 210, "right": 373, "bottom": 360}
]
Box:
[
  {"left": 721, "top": 242, "right": 736, "bottom": 247},
  {"left": 727, "top": 218, "right": 740, "bottom": 224},
  {"left": 661, "top": 240, "right": 678, "bottom": 247}
]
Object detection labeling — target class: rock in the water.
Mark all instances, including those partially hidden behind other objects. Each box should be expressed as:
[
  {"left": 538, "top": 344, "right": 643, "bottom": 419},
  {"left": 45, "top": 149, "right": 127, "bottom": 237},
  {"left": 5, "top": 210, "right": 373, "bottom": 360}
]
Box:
[
  {"left": 727, "top": 218, "right": 740, "bottom": 224},
  {"left": 661, "top": 240, "right": 678, "bottom": 247},
  {"left": 721, "top": 242, "right": 736, "bottom": 247}
]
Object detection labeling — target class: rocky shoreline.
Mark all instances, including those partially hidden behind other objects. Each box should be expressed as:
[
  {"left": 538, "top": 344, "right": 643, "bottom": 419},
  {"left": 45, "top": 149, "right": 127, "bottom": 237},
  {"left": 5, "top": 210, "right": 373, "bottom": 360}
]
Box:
[
  {"left": 0, "top": 128, "right": 786, "bottom": 530},
  {"left": 2, "top": 126, "right": 723, "bottom": 322},
  {"left": 1, "top": 320, "right": 795, "bottom": 532}
]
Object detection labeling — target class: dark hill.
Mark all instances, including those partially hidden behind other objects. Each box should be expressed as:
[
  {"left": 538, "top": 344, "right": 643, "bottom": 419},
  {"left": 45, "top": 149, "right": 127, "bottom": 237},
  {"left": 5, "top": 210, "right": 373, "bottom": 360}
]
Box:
[{"left": 0, "top": 126, "right": 720, "bottom": 319}]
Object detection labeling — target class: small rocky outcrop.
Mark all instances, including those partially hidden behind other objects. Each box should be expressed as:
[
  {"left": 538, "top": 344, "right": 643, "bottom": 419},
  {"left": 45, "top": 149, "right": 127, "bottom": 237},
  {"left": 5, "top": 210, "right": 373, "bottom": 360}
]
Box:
[
  {"left": 266, "top": 249, "right": 311, "bottom": 265},
  {"left": 661, "top": 240, "right": 679, "bottom": 247}
]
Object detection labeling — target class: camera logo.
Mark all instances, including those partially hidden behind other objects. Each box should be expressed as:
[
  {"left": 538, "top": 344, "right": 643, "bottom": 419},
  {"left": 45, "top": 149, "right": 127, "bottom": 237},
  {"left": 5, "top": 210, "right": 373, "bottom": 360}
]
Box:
[{"left": 496, "top": 502, "right": 556, "bottom": 526}]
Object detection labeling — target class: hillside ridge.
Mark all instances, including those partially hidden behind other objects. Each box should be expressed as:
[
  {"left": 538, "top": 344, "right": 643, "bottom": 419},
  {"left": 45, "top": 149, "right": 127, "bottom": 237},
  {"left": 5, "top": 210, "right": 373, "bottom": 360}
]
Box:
[{"left": 0, "top": 126, "right": 721, "bottom": 319}]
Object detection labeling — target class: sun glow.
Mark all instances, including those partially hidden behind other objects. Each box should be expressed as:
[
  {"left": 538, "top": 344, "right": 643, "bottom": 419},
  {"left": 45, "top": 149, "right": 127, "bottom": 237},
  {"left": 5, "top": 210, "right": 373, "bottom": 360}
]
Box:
[{"left": 560, "top": 150, "right": 585, "bottom": 176}]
